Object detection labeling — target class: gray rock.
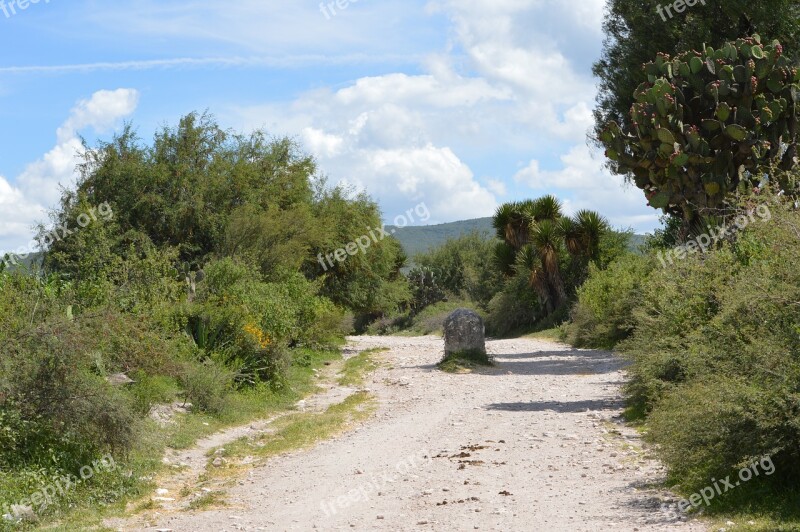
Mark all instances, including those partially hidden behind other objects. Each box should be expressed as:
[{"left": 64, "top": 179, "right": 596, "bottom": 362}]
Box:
[
  {"left": 106, "top": 373, "right": 135, "bottom": 386},
  {"left": 443, "top": 309, "right": 486, "bottom": 357}
]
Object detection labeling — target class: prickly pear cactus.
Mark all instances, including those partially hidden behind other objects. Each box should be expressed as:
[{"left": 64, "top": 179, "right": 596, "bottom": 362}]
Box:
[{"left": 600, "top": 36, "right": 800, "bottom": 221}]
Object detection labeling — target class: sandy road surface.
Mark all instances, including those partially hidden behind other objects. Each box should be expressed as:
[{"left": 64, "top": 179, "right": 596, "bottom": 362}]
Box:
[{"left": 121, "top": 335, "right": 705, "bottom": 532}]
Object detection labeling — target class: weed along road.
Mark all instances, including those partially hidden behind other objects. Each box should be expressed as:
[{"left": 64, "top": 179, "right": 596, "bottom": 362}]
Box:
[{"left": 118, "top": 336, "right": 705, "bottom": 531}]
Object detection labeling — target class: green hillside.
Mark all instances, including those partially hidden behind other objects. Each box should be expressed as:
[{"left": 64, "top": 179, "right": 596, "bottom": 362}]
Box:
[
  {"left": 390, "top": 217, "right": 648, "bottom": 258},
  {"left": 388, "top": 217, "right": 495, "bottom": 257}
]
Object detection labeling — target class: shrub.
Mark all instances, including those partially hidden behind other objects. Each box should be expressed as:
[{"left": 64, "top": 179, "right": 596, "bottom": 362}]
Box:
[
  {"left": 485, "top": 274, "right": 540, "bottom": 336},
  {"left": 0, "top": 319, "right": 139, "bottom": 470},
  {"left": 406, "top": 266, "right": 446, "bottom": 314},
  {"left": 646, "top": 377, "right": 795, "bottom": 493},
  {"left": 618, "top": 245, "right": 741, "bottom": 410},
  {"left": 622, "top": 194, "right": 800, "bottom": 494},
  {"left": 562, "top": 253, "right": 655, "bottom": 349},
  {"left": 178, "top": 358, "right": 234, "bottom": 415},
  {"left": 414, "top": 231, "right": 504, "bottom": 310}
]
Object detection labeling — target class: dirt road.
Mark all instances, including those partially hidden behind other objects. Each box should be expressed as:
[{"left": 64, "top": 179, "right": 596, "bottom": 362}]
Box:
[{"left": 124, "top": 335, "right": 705, "bottom": 531}]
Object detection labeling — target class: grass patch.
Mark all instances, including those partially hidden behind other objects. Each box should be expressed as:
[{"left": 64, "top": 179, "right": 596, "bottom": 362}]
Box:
[
  {"left": 685, "top": 485, "right": 800, "bottom": 531},
  {"left": 437, "top": 349, "right": 493, "bottom": 373},
  {"left": 622, "top": 400, "right": 648, "bottom": 424},
  {"left": 338, "top": 348, "right": 386, "bottom": 387},
  {"left": 207, "top": 392, "right": 376, "bottom": 476},
  {"left": 522, "top": 327, "right": 562, "bottom": 341},
  {"left": 186, "top": 490, "right": 226, "bottom": 511}
]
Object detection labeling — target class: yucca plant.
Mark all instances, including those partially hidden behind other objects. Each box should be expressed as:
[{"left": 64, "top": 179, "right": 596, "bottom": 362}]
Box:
[
  {"left": 492, "top": 203, "right": 531, "bottom": 251},
  {"left": 492, "top": 195, "right": 611, "bottom": 319},
  {"left": 530, "top": 219, "right": 567, "bottom": 310},
  {"left": 493, "top": 241, "right": 517, "bottom": 277},
  {"left": 514, "top": 245, "right": 552, "bottom": 314}
]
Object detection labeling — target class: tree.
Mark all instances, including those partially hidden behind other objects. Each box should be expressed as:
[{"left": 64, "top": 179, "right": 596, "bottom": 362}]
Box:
[
  {"left": 492, "top": 196, "right": 610, "bottom": 316},
  {"left": 45, "top": 113, "right": 409, "bottom": 321},
  {"left": 594, "top": 0, "right": 800, "bottom": 144},
  {"left": 599, "top": 37, "right": 799, "bottom": 224}
]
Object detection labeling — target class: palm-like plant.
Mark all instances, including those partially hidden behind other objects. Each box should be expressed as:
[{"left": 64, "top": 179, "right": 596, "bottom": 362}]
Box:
[
  {"left": 493, "top": 241, "right": 517, "bottom": 277},
  {"left": 530, "top": 195, "right": 562, "bottom": 222},
  {"left": 492, "top": 196, "right": 610, "bottom": 319},
  {"left": 492, "top": 202, "right": 532, "bottom": 251},
  {"left": 571, "top": 210, "right": 609, "bottom": 264},
  {"left": 530, "top": 219, "right": 567, "bottom": 310},
  {"left": 514, "top": 244, "right": 551, "bottom": 313}
]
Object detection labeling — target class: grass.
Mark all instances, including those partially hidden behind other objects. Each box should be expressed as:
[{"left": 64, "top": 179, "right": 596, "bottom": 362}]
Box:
[
  {"left": 522, "top": 327, "right": 562, "bottom": 341},
  {"left": 677, "top": 479, "right": 800, "bottom": 531},
  {"left": 204, "top": 391, "right": 376, "bottom": 480},
  {"left": 186, "top": 490, "right": 226, "bottom": 511},
  {"left": 338, "top": 348, "right": 386, "bottom": 387},
  {"left": 437, "top": 348, "right": 493, "bottom": 373},
  {"left": 2, "top": 347, "right": 343, "bottom": 531}
]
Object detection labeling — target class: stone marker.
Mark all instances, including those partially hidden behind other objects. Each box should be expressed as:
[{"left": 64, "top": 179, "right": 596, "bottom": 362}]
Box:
[{"left": 443, "top": 308, "right": 486, "bottom": 357}]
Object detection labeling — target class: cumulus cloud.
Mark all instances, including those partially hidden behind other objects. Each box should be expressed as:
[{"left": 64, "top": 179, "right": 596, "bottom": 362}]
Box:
[
  {"left": 0, "top": 89, "right": 140, "bottom": 252},
  {"left": 217, "top": 0, "right": 658, "bottom": 231},
  {"left": 514, "top": 145, "right": 659, "bottom": 230}
]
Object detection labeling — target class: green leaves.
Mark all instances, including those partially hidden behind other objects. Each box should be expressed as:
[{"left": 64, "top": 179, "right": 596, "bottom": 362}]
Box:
[
  {"left": 649, "top": 191, "right": 671, "bottom": 209},
  {"left": 657, "top": 128, "right": 676, "bottom": 144},
  {"left": 716, "top": 102, "right": 732, "bottom": 121}
]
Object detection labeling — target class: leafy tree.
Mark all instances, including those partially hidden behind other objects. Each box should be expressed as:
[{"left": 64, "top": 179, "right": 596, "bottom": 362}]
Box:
[
  {"left": 599, "top": 37, "right": 799, "bottom": 224},
  {"left": 306, "top": 186, "right": 409, "bottom": 319},
  {"left": 45, "top": 113, "right": 408, "bottom": 321},
  {"left": 70, "top": 112, "right": 317, "bottom": 265}
]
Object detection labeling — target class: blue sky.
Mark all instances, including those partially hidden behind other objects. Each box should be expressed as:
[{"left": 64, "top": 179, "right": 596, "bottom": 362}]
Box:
[{"left": 0, "top": 0, "right": 661, "bottom": 253}]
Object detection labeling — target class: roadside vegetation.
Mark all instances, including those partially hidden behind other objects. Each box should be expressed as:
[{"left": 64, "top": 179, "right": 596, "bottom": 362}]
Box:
[
  {"left": 0, "top": 113, "right": 406, "bottom": 529},
  {"left": 564, "top": 2, "right": 800, "bottom": 528},
  {"left": 2, "top": 1, "right": 800, "bottom": 529}
]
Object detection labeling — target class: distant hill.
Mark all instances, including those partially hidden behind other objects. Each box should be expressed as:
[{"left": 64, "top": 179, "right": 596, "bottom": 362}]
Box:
[
  {"left": 2, "top": 251, "right": 43, "bottom": 272},
  {"left": 389, "top": 217, "right": 648, "bottom": 258},
  {"left": 387, "top": 217, "right": 494, "bottom": 258}
]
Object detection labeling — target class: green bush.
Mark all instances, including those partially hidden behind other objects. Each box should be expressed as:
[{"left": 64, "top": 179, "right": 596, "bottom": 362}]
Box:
[
  {"left": 0, "top": 320, "right": 139, "bottom": 470},
  {"left": 562, "top": 253, "right": 655, "bottom": 349},
  {"left": 406, "top": 266, "right": 446, "bottom": 314},
  {"left": 620, "top": 245, "right": 741, "bottom": 410},
  {"left": 485, "top": 274, "right": 540, "bottom": 336},
  {"left": 414, "top": 231, "right": 504, "bottom": 310},
  {"left": 567, "top": 193, "right": 800, "bottom": 499},
  {"left": 0, "top": 275, "right": 193, "bottom": 472},
  {"left": 129, "top": 374, "right": 181, "bottom": 416},
  {"left": 647, "top": 376, "right": 795, "bottom": 493},
  {"left": 178, "top": 358, "right": 235, "bottom": 415}
]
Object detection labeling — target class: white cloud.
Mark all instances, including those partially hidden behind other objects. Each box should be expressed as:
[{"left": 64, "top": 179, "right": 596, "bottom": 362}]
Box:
[
  {"left": 57, "top": 89, "right": 139, "bottom": 143},
  {"left": 515, "top": 145, "right": 659, "bottom": 231},
  {"left": 361, "top": 145, "right": 497, "bottom": 222},
  {"left": 210, "top": 0, "right": 658, "bottom": 231},
  {"left": 486, "top": 178, "right": 507, "bottom": 196},
  {"left": 0, "top": 89, "right": 140, "bottom": 251}
]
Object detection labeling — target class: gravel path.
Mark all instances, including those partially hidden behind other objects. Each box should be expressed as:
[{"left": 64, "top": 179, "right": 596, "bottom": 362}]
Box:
[{"left": 119, "top": 335, "right": 706, "bottom": 532}]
